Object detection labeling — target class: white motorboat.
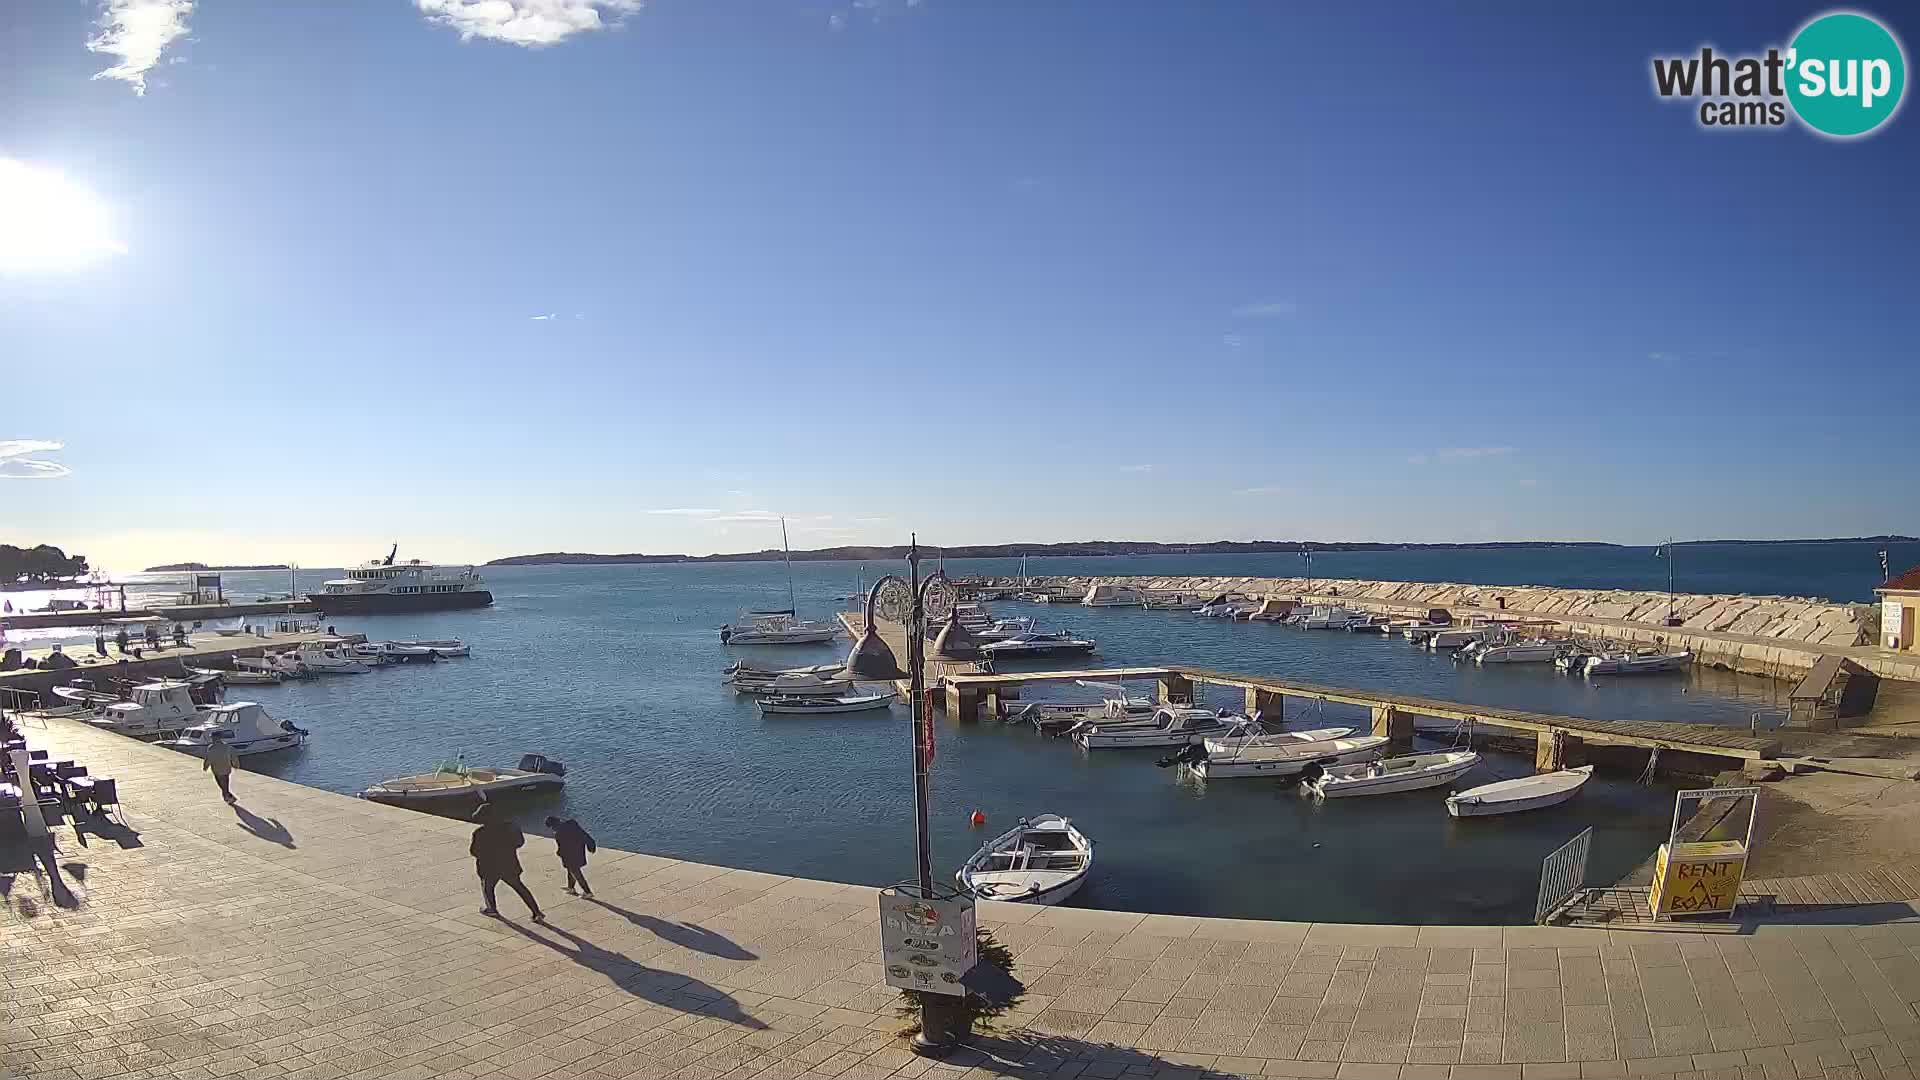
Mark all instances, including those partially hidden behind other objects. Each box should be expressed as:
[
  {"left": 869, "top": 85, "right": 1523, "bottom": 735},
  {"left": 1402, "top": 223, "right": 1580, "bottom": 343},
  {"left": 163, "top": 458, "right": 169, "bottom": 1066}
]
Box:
[
  {"left": 980, "top": 631, "right": 1096, "bottom": 658},
  {"left": 723, "top": 660, "right": 847, "bottom": 682},
  {"left": 734, "top": 672, "right": 854, "bottom": 697},
  {"left": 50, "top": 684, "right": 119, "bottom": 712},
  {"left": 1194, "top": 595, "right": 1242, "bottom": 618},
  {"left": 1017, "top": 696, "right": 1156, "bottom": 732},
  {"left": 189, "top": 665, "right": 283, "bottom": 686},
  {"left": 1297, "top": 605, "right": 1367, "bottom": 630},
  {"left": 1306, "top": 750, "right": 1480, "bottom": 798},
  {"left": 1202, "top": 720, "right": 1356, "bottom": 754},
  {"left": 88, "top": 680, "right": 211, "bottom": 738},
  {"left": 1475, "top": 639, "right": 1562, "bottom": 664},
  {"left": 1446, "top": 765, "right": 1594, "bottom": 817},
  {"left": 975, "top": 617, "right": 1035, "bottom": 642},
  {"left": 394, "top": 638, "right": 469, "bottom": 653},
  {"left": 1424, "top": 627, "right": 1488, "bottom": 650},
  {"left": 1177, "top": 734, "right": 1389, "bottom": 779},
  {"left": 237, "top": 651, "right": 310, "bottom": 679},
  {"left": 957, "top": 814, "right": 1094, "bottom": 905},
  {"left": 360, "top": 754, "right": 567, "bottom": 806},
  {"left": 760, "top": 692, "right": 894, "bottom": 715},
  {"left": 1074, "top": 707, "right": 1228, "bottom": 749},
  {"left": 1081, "top": 584, "right": 1144, "bottom": 607},
  {"left": 1583, "top": 650, "right": 1692, "bottom": 675},
  {"left": 291, "top": 641, "right": 370, "bottom": 675},
  {"left": 155, "top": 703, "right": 309, "bottom": 757},
  {"left": 311, "top": 547, "right": 493, "bottom": 614},
  {"left": 721, "top": 611, "right": 840, "bottom": 645}
]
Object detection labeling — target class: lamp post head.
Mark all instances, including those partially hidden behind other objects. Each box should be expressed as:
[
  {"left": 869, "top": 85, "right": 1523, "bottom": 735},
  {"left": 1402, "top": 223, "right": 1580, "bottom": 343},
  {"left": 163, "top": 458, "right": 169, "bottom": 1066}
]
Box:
[{"left": 840, "top": 623, "right": 909, "bottom": 681}]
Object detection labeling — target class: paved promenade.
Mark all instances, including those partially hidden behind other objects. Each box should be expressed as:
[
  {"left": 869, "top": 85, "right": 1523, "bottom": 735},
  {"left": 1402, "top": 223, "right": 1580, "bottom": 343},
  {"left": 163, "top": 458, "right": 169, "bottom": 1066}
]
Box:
[{"left": 8, "top": 718, "right": 1920, "bottom": 1080}]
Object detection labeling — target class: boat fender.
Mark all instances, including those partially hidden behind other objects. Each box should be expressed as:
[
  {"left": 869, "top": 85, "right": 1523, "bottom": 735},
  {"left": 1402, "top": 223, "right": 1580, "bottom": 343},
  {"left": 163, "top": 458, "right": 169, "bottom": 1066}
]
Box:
[{"left": 969, "top": 811, "right": 986, "bottom": 827}]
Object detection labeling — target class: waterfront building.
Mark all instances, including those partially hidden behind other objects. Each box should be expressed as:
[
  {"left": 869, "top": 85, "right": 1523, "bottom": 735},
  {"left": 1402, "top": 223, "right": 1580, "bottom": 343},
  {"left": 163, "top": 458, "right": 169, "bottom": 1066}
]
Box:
[{"left": 1878, "top": 564, "right": 1920, "bottom": 653}]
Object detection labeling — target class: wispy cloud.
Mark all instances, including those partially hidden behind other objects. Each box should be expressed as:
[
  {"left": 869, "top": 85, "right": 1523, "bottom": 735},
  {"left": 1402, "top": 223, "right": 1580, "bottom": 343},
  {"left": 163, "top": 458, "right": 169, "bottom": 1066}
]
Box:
[
  {"left": 1221, "top": 333, "right": 1245, "bottom": 350},
  {"left": 87, "top": 0, "right": 193, "bottom": 96},
  {"left": 1119, "top": 464, "right": 1154, "bottom": 474},
  {"left": 1232, "top": 299, "right": 1298, "bottom": 319},
  {"left": 1236, "top": 485, "right": 1291, "bottom": 496},
  {"left": 417, "top": 0, "right": 643, "bottom": 46},
  {"left": 1408, "top": 447, "right": 1515, "bottom": 466},
  {"left": 645, "top": 507, "right": 721, "bottom": 516},
  {"left": 529, "top": 313, "right": 556, "bottom": 321},
  {"left": 0, "top": 440, "right": 72, "bottom": 480},
  {"left": 827, "top": 0, "right": 924, "bottom": 31}
]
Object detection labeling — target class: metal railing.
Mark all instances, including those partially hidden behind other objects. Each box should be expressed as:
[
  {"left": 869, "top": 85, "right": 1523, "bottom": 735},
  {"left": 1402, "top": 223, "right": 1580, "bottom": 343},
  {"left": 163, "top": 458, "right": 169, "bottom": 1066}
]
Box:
[{"left": 1535, "top": 826, "right": 1594, "bottom": 924}]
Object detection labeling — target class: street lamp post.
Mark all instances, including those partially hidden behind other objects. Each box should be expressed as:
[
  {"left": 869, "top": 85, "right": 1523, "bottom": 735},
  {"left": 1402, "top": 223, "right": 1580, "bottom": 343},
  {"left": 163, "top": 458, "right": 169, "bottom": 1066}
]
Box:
[{"left": 841, "top": 536, "right": 964, "bottom": 1054}]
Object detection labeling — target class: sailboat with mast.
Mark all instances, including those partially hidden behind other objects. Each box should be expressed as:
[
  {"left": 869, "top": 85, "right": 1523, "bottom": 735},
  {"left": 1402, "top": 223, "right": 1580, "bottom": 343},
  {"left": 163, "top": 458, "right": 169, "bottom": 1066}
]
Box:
[{"left": 720, "top": 518, "right": 841, "bottom": 645}]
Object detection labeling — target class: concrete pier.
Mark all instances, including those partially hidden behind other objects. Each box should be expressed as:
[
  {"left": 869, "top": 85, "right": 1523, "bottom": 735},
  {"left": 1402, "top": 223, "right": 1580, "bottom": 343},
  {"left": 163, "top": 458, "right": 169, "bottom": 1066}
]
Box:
[
  {"left": 0, "top": 628, "right": 349, "bottom": 703},
  {"left": 11, "top": 716, "right": 1920, "bottom": 1079}
]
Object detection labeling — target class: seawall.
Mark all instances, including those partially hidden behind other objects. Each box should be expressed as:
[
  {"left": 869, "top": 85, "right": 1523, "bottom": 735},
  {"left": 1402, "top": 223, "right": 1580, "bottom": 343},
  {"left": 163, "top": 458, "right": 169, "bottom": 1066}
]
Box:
[{"left": 980, "top": 575, "right": 1920, "bottom": 684}]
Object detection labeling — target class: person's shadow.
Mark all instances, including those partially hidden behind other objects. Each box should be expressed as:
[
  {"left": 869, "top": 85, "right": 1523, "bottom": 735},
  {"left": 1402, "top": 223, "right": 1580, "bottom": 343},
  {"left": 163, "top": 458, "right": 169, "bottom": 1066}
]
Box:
[
  {"left": 231, "top": 803, "right": 296, "bottom": 848},
  {"left": 585, "top": 897, "right": 757, "bottom": 960},
  {"left": 503, "top": 920, "right": 766, "bottom": 1029}
]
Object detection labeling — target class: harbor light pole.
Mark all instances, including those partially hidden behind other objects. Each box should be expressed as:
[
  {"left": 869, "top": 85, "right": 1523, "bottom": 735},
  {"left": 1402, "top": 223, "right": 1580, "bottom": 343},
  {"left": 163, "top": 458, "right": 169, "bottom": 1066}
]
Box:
[{"left": 840, "top": 536, "right": 962, "bottom": 1054}]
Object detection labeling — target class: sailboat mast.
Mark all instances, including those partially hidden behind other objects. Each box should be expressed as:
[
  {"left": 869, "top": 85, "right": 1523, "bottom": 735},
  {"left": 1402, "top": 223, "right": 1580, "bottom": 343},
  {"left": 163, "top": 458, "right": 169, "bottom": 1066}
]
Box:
[{"left": 781, "top": 517, "right": 797, "bottom": 614}]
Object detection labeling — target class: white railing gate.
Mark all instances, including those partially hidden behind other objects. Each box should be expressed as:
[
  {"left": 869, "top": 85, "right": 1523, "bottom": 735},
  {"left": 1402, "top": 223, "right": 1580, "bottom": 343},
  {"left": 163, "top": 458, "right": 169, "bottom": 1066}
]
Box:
[{"left": 1535, "top": 826, "right": 1594, "bottom": 924}]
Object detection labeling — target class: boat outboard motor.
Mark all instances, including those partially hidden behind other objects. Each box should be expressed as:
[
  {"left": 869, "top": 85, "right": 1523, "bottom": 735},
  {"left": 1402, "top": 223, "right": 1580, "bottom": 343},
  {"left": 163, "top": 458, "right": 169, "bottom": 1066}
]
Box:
[
  {"left": 1298, "top": 761, "right": 1327, "bottom": 785},
  {"left": 719, "top": 625, "right": 733, "bottom": 643},
  {"left": 1158, "top": 744, "right": 1209, "bottom": 768}
]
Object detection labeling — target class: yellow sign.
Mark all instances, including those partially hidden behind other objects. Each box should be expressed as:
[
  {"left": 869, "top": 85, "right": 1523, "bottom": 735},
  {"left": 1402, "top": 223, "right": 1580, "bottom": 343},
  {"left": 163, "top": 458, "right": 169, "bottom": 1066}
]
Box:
[{"left": 1649, "top": 841, "right": 1747, "bottom": 917}]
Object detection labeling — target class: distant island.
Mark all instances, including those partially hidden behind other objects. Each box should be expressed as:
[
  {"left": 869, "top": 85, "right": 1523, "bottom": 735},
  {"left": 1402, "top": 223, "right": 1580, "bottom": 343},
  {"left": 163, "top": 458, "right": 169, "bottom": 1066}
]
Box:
[
  {"left": 144, "top": 562, "right": 292, "bottom": 572},
  {"left": 486, "top": 535, "right": 1919, "bottom": 568},
  {"left": 487, "top": 540, "right": 1623, "bottom": 567}
]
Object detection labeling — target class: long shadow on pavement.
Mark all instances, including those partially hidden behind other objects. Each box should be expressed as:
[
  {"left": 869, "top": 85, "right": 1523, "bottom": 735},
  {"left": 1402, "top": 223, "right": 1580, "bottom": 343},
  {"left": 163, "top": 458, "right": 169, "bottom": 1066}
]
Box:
[
  {"left": 585, "top": 897, "right": 758, "bottom": 959},
  {"left": 231, "top": 802, "right": 296, "bottom": 848},
  {"left": 502, "top": 919, "right": 768, "bottom": 1029}
]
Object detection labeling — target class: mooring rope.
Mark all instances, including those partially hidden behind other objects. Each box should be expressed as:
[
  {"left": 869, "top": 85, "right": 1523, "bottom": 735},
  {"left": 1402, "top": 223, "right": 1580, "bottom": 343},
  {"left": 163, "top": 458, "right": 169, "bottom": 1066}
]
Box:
[{"left": 1640, "top": 744, "right": 1663, "bottom": 786}]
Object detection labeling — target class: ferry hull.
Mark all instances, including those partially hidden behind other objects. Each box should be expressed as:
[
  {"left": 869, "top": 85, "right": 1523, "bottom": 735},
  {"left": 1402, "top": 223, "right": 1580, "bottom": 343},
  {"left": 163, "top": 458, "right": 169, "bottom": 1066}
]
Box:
[{"left": 307, "top": 590, "right": 493, "bottom": 614}]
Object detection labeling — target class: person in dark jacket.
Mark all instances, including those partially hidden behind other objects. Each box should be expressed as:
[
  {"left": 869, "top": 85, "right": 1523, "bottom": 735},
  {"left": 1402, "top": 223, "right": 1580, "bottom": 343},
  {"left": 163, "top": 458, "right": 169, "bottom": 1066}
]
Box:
[
  {"left": 470, "top": 802, "right": 544, "bottom": 921},
  {"left": 544, "top": 815, "right": 597, "bottom": 897}
]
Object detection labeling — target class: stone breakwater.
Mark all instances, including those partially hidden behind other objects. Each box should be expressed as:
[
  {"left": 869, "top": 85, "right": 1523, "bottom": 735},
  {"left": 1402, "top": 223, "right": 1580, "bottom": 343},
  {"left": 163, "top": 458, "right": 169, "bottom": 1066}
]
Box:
[{"left": 978, "top": 575, "right": 1914, "bottom": 682}]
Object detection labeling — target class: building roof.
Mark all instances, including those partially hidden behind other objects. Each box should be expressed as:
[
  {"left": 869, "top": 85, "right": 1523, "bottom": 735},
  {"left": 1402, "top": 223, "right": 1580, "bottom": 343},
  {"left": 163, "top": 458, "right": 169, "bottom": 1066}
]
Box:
[{"left": 1883, "top": 565, "right": 1920, "bottom": 593}]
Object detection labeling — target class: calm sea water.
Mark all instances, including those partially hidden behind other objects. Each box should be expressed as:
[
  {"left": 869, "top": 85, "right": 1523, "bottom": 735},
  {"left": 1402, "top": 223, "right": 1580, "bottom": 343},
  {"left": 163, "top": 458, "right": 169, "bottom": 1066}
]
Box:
[{"left": 13, "top": 545, "right": 1881, "bottom": 925}]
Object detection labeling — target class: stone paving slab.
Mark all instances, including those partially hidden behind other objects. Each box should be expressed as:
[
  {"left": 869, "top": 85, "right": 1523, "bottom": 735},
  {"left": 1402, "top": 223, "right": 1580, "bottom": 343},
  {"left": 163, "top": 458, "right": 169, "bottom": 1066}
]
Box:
[{"left": 7, "top": 717, "right": 1920, "bottom": 1080}]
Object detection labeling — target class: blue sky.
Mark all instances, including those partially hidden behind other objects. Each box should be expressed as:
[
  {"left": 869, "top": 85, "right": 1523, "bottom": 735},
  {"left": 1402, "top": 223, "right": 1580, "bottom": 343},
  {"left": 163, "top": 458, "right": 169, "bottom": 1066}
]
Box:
[{"left": 2, "top": 1, "right": 1915, "bottom": 571}]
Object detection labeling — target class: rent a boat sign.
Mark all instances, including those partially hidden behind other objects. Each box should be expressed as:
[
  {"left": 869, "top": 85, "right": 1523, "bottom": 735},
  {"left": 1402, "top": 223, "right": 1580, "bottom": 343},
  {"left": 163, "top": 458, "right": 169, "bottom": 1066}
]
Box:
[{"left": 879, "top": 889, "right": 977, "bottom": 997}]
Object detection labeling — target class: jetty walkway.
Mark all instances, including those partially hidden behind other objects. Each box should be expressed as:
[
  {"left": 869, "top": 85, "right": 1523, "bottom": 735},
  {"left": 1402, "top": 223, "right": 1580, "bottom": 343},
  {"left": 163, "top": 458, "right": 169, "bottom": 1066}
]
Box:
[{"left": 9, "top": 719, "right": 1920, "bottom": 1080}]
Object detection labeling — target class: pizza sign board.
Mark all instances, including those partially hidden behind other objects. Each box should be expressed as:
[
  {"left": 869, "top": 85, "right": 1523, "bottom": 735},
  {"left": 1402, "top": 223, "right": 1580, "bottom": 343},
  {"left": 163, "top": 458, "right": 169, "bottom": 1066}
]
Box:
[{"left": 878, "top": 888, "right": 976, "bottom": 997}]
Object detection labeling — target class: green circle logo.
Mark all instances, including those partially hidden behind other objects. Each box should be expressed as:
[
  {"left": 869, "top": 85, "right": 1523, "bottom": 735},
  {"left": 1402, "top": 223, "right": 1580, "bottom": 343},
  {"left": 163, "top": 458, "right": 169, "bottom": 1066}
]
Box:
[{"left": 1787, "top": 12, "right": 1906, "bottom": 137}]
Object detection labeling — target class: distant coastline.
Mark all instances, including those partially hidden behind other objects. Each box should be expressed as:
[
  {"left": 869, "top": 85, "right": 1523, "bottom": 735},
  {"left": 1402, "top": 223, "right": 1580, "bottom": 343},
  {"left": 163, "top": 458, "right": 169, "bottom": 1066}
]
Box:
[
  {"left": 142, "top": 562, "right": 292, "bottom": 572},
  {"left": 485, "top": 536, "right": 1916, "bottom": 568}
]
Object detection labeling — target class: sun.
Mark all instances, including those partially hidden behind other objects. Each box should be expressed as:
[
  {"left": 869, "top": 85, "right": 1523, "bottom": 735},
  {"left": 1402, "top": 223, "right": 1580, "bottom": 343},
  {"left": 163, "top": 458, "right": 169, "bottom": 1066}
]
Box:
[{"left": 0, "top": 158, "right": 127, "bottom": 273}]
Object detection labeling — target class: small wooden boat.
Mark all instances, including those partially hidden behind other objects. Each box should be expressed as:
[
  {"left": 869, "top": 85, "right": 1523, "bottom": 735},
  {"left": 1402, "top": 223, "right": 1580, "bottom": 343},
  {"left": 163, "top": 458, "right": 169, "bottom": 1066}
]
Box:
[
  {"left": 361, "top": 754, "right": 567, "bottom": 805},
  {"left": 1446, "top": 765, "right": 1593, "bottom": 817},
  {"left": 733, "top": 672, "right": 852, "bottom": 697},
  {"left": 1306, "top": 750, "right": 1480, "bottom": 798},
  {"left": 759, "top": 692, "right": 894, "bottom": 715},
  {"left": 957, "top": 814, "right": 1093, "bottom": 905},
  {"left": 1178, "top": 734, "right": 1389, "bottom": 779}
]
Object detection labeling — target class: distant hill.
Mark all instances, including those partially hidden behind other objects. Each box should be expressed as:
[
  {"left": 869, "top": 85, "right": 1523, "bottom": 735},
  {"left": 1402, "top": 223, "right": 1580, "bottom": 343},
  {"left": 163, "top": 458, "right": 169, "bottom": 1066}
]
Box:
[
  {"left": 143, "top": 562, "right": 292, "bottom": 572},
  {"left": 1675, "top": 536, "right": 1917, "bottom": 546},
  {"left": 486, "top": 539, "right": 1624, "bottom": 567}
]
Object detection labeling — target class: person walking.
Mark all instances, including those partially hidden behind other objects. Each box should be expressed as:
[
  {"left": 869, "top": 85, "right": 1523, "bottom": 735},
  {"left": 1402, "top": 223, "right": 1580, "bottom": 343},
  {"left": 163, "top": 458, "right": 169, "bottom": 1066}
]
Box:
[
  {"left": 204, "top": 733, "right": 237, "bottom": 803},
  {"left": 470, "top": 802, "right": 544, "bottom": 921},
  {"left": 545, "top": 815, "right": 597, "bottom": 898}
]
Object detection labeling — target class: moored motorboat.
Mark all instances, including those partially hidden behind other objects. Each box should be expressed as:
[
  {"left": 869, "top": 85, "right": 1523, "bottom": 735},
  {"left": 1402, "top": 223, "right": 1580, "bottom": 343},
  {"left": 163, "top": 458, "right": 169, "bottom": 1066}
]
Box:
[
  {"left": 1176, "top": 734, "right": 1390, "bottom": 779},
  {"left": 50, "top": 684, "right": 119, "bottom": 712},
  {"left": 979, "top": 631, "right": 1096, "bottom": 658},
  {"left": 190, "top": 665, "right": 283, "bottom": 686},
  {"left": 1074, "top": 707, "right": 1228, "bottom": 749},
  {"left": 721, "top": 611, "right": 841, "bottom": 645},
  {"left": 1201, "top": 720, "right": 1356, "bottom": 754},
  {"left": 1475, "top": 639, "right": 1562, "bottom": 664},
  {"left": 87, "top": 679, "right": 212, "bottom": 738},
  {"left": 1583, "top": 650, "right": 1692, "bottom": 676},
  {"left": 734, "top": 672, "right": 854, "bottom": 697},
  {"left": 1306, "top": 750, "right": 1480, "bottom": 798},
  {"left": 1017, "top": 696, "right": 1156, "bottom": 733},
  {"left": 155, "top": 703, "right": 309, "bottom": 757},
  {"left": 360, "top": 754, "right": 567, "bottom": 806},
  {"left": 759, "top": 692, "right": 894, "bottom": 715},
  {"left": 1446, "top": 765, "right": 1594, "bottom": 817},
  {"left": 393, "top": 638, "right": 470, "bottom": 655},
  {"left": 957, "top": 814, "right": 1094, "bottom": 905}
]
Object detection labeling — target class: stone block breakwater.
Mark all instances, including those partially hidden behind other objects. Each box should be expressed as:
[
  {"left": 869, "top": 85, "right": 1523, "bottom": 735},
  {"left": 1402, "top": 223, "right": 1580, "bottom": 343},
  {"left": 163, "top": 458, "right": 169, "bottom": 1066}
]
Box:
[{"left": 973, "top": 574, "right": 1920, "bottom": 683}]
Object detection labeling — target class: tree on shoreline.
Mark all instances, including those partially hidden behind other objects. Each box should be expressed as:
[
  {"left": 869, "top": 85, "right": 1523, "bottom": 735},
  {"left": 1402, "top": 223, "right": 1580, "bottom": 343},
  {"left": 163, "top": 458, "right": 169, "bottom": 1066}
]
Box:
[{"left": 0, "top": 544, "right": 90, "bottom": 584}]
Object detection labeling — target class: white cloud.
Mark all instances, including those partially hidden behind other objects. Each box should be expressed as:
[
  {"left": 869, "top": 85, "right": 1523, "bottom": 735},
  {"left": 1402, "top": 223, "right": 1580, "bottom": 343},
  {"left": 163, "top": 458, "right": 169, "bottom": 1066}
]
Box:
[
  {"left": 1232, "top": 299, "right": 1297, "bottom": 319},
  {"left": 1221, "top": 333, "right": 1245, "bottom": 349},
  {"left": 88, "top": 0, "right": 193, "bottom": 96},
  {"left": 417, "top": 0, "right": 644, "bottom": 46},
  {"left": 0, "top": 440, "right": 72, "bottom": 480},
  {"left": 530, "top": 313, "right": 556, "bottom": 320},
  {"left": 1409, "top": 447, "right": 1515, "bottom": 466},
  {"left": 1236, "top": 485, "right": 1291, "bottom": 496},
  {"left": 645, "top": 507, "right": 721, "bottom": 515},
  {"left": 1119, "top": 464, "right": 1154, "bottom": 474}
]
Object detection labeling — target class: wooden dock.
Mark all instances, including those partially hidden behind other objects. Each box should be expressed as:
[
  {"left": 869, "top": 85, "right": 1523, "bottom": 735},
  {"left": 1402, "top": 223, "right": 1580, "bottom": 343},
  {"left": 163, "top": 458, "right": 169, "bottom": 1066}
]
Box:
[
  {"left": 0, "top": 627, "right": 346, "bottom": 704},
  {"left": 941, "top": 663, "right": 1780, "bottom": 768}
]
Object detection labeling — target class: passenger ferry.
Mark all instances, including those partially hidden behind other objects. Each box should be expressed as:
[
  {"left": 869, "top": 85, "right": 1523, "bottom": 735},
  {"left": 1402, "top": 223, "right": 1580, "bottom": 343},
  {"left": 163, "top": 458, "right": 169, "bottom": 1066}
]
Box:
[{"left": 309, "top": 547, "right": 493, "bottom": 614}]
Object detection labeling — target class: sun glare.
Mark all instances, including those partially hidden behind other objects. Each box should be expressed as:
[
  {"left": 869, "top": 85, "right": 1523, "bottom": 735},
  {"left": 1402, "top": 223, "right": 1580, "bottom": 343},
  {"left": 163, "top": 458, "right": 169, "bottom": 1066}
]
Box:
[{"left": 0, "top": 158, "right": 128, "bottom": 273}]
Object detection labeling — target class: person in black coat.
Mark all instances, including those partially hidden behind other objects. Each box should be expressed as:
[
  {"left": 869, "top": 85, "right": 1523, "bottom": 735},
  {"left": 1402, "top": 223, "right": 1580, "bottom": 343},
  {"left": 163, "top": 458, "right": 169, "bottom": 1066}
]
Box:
[
  {"left": 544, "top": 815, "right": 597, "bottom": 898},
  {"left": 470, "top": 802, "right": 544, "bottom": 921}
]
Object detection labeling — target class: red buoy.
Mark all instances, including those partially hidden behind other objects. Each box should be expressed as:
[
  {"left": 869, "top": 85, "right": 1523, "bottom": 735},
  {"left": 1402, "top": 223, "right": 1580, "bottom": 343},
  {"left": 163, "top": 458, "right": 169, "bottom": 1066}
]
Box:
[{"left": 969, "top": 811, "right": 987, "bottom": 827}]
